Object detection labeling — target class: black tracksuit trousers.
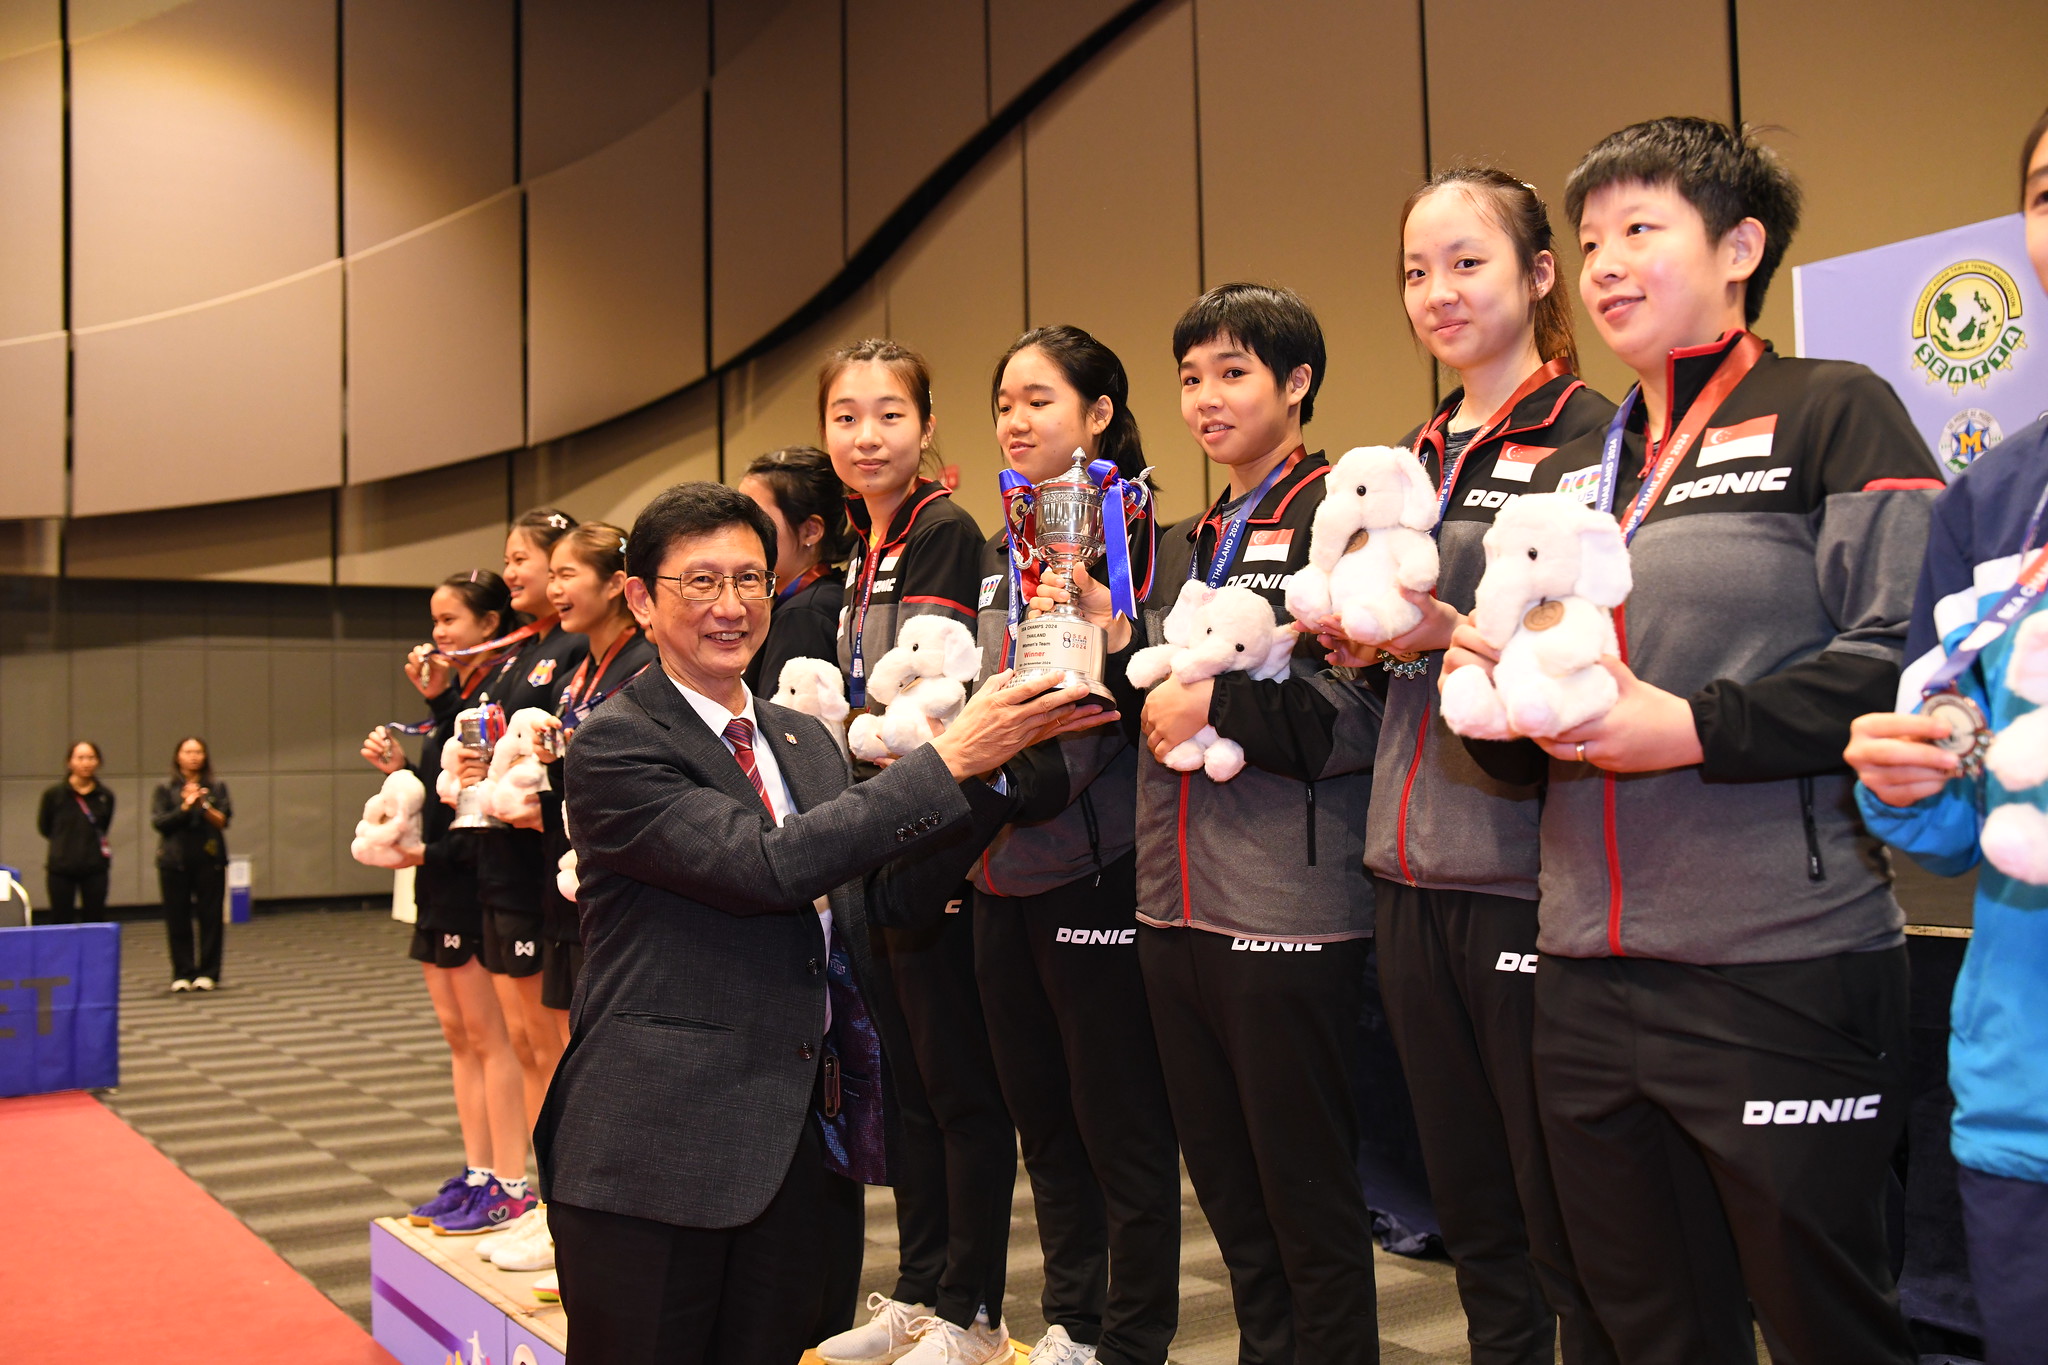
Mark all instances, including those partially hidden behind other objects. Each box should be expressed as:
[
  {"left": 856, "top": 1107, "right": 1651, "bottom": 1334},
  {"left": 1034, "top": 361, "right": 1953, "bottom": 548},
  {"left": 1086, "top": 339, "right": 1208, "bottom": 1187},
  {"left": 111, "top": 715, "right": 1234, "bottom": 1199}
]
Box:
[
  {"left": 875, "top": 890, "right": 1017, "bottom": 1329},
  {"left": 161, "top": 864, "right": 225, "bottom": 982},
  {"left": 1140, "top": 924, "right": 1378, "bottom": 1365},
  {"left": 1533, "top": 948, "right": 1917, "bottom": 1365},
  {"left": 973, "top": 853, "right": 1181, "bottom": 1365},
  {"left": 1373, "top": 880, "right": 1615, "bottom": 1365}
]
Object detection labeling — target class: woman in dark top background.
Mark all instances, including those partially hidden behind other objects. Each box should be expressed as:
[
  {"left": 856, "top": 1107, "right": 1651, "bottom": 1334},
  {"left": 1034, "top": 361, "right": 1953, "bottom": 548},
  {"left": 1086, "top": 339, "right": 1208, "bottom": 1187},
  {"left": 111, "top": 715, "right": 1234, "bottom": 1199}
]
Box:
[
  {"left": 152, "top": 736, "right": 231, "bottom": 992},
  {"left": 38, "top": 740, "right": 115, "bottom": 923},
  {"left": 738, "top": 444, "right": 849, "bottom": 695}
]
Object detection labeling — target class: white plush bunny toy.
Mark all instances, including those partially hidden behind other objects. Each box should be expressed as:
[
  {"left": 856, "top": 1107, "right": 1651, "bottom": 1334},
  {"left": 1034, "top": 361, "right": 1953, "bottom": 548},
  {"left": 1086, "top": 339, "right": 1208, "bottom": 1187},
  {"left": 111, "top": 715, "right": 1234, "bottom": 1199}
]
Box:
[
  {"left": 1441, "top": 492, "right": 1633, "bottom": 741},
  {"left": 351, "top": 768, "right": 426, "bottom": 869},
  {"left": 1284, "top": 445, "right": 1441, "bottom": 641},
  {"left": 1979, "top": 613, "right": 2048, "bottom": 884},
  {"left": 847, "top": 616, "right": 981, "bottom": 761},
  {"left": 486, "top": 707, "right": 558, "bottom": 829},
  {"left": 1126, "top": 580, "right": 1296, "bottom": 781}
]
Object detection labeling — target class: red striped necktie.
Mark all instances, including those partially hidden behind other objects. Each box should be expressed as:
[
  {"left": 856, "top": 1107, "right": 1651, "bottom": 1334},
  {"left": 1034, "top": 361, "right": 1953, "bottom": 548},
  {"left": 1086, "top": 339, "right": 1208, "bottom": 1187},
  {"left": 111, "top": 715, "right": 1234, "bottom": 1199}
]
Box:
[{"left": 722, "top": 717, "right": 777, "bottom": 820}]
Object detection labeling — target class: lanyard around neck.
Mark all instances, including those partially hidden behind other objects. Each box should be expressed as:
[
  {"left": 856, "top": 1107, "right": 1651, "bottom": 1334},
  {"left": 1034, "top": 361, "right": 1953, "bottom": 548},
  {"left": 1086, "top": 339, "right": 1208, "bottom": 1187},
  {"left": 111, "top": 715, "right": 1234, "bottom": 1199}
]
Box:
[
  {"left": 1596, "top": 333, "right": 1766, "bottom": 544},
  {"left": 1921, "top": 480, "right": 2048, "bottom": 700},
  {"left": 1189, "top": 452, "right": 1295, "bottom": 587},
  {"left": 1415, "top": 358, "right": 1575, "bottom": 531}
]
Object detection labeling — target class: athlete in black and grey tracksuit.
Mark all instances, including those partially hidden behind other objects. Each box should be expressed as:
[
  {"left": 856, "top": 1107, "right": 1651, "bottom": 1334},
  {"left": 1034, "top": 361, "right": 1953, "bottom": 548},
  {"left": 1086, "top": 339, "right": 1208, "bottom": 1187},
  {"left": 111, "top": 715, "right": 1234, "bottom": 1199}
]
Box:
[
  {"left": 839, "top": 479, "right": 1017, "bottom": 1332},
  {"left": 1503, "top": 335, "right": 1942, "bottom": 1363},
  {"left": 1137, "top": 448, "right": 1383, "bottom": 1365},
  {"left": 473, "top": 623, "right": 587, "bottom": 974},
  {"left": 970, "top": 523, "right": 1180, "bottom": 1365},
  {"left": 1370, "top": 366, "right": 1618, "bottom": 1365}
]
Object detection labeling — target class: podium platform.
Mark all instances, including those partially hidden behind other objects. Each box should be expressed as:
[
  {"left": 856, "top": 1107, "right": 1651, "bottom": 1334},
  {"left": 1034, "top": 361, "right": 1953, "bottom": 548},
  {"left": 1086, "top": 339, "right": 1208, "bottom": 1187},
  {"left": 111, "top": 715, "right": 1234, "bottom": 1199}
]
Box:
[{"left": 370, "top": 1215, "right": 1029, "bottom": 1364}]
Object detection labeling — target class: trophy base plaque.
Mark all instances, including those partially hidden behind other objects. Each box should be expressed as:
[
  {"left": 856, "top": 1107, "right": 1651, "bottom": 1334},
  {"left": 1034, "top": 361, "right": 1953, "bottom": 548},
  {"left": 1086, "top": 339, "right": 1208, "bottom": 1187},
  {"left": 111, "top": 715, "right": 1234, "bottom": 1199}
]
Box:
[{"left": 1012, "top": 613, "right": 1114, "bottom": 702}]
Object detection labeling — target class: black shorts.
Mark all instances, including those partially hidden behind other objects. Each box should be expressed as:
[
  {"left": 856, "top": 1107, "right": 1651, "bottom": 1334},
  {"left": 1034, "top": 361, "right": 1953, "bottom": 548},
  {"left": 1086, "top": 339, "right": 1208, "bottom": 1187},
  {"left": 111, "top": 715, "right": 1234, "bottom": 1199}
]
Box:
[
  {"left": 409, "top": 925, "right": 481, "bottom": 969},
  {"left": 541, "top": 938, "right": 583, "bottom": 1011},
  {"left": 481, "top": 910, "right": 545, "bottom": 977},
  {"left": 474, "top": 827, "right": 547, "bottom": 920}
]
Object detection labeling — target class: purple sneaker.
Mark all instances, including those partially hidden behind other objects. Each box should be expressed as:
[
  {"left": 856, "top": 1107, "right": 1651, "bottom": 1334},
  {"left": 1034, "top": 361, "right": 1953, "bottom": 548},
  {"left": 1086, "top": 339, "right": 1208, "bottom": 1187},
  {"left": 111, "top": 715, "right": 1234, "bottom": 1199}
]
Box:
[
  {"left": 432, "top": 1178, "right": 536, "bottom": 1236},
  {"left": 409, "top": 1174, "right": 472, "bottom": 1227}
]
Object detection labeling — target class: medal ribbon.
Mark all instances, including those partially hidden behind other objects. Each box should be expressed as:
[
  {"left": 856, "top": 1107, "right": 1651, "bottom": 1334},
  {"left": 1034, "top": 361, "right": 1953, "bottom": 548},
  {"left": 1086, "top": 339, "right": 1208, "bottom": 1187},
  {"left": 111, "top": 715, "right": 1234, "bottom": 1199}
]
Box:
[
  {"left": 1595, "top": 332, "right": 1767, "bottom": 544},
  {"left": 999, "top": 470, "right": 1037, "bottom": 668},
  {"left": 389, "top": 653, "right": 494, "bottom": 736},
  {"left": 776, "top": 562, "right": 830, "bottom": 603},
  {"left": 428, "top": 619, "right": 541, "bottom": 663},
  {"left": 1920, "top": 480, "right": 2048, "bottom": 700},
  {"left": 1413, "top": 358, "right": 1577, "bottom": 532},
  {"left": 557, "top": 625, "right": 646, "bottom": 731},
  {"left": 1189, "top": 452, "right": 1297, "bottom": 588}
]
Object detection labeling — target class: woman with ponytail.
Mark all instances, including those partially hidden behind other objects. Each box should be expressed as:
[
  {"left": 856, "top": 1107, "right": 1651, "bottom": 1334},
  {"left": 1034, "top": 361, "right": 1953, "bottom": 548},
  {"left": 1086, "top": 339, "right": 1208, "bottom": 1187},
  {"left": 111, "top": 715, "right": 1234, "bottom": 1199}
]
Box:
[
  {"left": 1328, "top": 168, "right": 1619, "bottom": 1363},
  {"left": 967, "top": 325, "right": 1178, "bottom": 1365},
  {"left": 363, "top": 570, "right": 532, "bottom": 1240},
  {"left": 738, "top": 445, "right": 851, "bottom": 695}
]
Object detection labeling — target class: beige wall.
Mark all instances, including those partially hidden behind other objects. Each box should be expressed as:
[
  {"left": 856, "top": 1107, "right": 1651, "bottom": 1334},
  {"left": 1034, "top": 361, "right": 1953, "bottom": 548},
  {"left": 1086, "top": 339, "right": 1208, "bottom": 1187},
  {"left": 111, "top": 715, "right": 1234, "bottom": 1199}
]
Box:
[{"left": 7, "top": 0, "right": 2042, "bottom": 580}]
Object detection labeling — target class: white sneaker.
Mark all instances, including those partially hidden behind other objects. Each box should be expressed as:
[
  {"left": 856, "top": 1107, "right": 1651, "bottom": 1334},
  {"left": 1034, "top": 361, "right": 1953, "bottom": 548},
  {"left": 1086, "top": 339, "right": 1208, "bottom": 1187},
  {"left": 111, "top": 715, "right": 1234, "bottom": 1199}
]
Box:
[
  {"left": 475, "top": 1204, "right": 545, "bottom": 1260},
  {"left": 194, "top": 976, "right": 216, "bottom": 991},
  {"left": 1028, "top": 1325, "right": 1094, "bottom": 1365},
  {"left": 818, "top": 1293, "right": 935, "bottom": 1365},
  {"left": 170, "top": 979, "right": 191, "bottom": 993},
  {"left": 531, "top": 1269, "right": 559, "bottom": 1303},
  {"left": 491, "top": 1209, "right": 554, "bottom": 1271},
  {"left": 897, "top": 1314, "right": 1011, "bottom": 1365}
]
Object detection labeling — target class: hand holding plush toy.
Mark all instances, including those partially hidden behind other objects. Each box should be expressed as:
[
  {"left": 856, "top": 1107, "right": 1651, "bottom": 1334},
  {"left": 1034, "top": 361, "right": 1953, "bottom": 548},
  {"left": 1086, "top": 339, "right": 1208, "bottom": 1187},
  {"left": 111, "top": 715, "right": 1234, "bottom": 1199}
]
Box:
[
  {"left": 1441, "top": 493, "right": 1632, "bottom": 740},
  {"left": 1979, "top": 613, "right": 2048, "bottom": 883},
  {"left": 1284, "top": 446, "right": 1441, "bottom": 641},
  {"left": 847, "top": 617, "right": 981, "bottom": 761},
  {"left": 438, "top": 709, "right": 492, "bottom": 809},
  {"left": 1127, "top": 580, "right": 1295, "bottom": 781},
  {"left": 351, "top": 768, "right": 426, "bottom": 869},
  {"left": 486, "top": 707, "right": 557, "bottom": 828}
]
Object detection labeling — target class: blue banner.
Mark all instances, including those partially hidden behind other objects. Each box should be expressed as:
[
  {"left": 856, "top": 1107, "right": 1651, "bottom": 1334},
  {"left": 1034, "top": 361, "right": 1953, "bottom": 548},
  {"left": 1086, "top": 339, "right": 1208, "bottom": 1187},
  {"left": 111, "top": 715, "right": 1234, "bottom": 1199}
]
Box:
[
  {"left": 0, "top": 924, "right": 120, "bottom": 1097},
  {"left": 1795, "top": 213, "right": 2047, "bottom": 478}
]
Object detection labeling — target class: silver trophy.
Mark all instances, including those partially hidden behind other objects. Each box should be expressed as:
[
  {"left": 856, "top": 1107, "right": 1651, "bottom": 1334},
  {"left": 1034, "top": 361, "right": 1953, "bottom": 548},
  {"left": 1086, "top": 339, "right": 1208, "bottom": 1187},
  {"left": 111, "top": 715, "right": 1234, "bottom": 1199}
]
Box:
[
  {"left": 1013, "top": 450, "right": 1115, "bottom": 700},
  {"left": 449, "top": 699, "right": 500, "bottom": 830}
]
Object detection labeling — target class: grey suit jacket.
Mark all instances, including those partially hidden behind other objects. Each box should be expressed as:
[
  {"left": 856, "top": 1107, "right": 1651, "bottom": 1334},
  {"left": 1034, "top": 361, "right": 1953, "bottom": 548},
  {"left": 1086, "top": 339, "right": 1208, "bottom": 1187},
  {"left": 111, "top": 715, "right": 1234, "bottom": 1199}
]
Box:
[{"left": 535, "top": 666, "right": 1008, "bottom": 1229}]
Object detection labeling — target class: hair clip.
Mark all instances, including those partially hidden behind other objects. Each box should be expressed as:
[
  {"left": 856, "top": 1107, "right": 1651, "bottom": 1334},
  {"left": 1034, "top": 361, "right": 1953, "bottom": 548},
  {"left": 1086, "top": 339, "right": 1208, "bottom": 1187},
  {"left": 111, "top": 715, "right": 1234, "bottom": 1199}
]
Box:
[
  {"left": 546, "top": 512, "right": 570, "bottom": 530},
  {"left": 617, "top": 536, "right": 628, "bottom": 553},
  {"left": 467, "top": 569, "right": 480, "bottom": 582}
]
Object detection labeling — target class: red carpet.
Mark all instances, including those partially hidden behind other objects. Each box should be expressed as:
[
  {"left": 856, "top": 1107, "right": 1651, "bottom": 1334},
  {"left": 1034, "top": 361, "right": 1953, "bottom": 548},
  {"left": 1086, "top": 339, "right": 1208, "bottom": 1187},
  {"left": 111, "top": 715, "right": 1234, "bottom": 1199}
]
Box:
[{"left": 8, "top": 1090, "right": 394, "bottom": 1365}]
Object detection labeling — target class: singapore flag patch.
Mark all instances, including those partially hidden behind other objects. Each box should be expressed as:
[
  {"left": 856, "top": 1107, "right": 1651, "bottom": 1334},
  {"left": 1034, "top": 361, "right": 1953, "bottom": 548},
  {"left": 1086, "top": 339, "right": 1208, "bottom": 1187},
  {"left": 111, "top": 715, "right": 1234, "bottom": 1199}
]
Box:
[
  {"left": 1698, "top": 414, "right": 1777, "bottom": 466},
  {"left": 1491, "top": 442, "right": 1555, "bottom": 483},
  {"left": 1242, "top": 528, "right": 1294, "bottom": 562}
]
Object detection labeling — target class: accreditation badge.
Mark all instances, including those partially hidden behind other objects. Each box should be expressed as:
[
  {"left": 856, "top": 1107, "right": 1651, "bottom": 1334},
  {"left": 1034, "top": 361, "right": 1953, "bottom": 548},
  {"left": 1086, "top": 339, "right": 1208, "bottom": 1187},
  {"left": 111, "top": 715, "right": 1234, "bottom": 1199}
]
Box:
[{"left": 1917, "top": 690, "right": 1991, "bottom": 778}]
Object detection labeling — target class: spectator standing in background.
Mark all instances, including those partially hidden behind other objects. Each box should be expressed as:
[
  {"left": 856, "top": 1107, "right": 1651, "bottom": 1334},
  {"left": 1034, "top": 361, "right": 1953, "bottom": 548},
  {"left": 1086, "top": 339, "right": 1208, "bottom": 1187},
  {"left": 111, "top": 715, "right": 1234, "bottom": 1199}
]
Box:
[
  {"left": 153, "top": 736, "right": 231, "bottom": 993},
  {"left": 37, "top": 740, "right": 115, "bottom": 923}
]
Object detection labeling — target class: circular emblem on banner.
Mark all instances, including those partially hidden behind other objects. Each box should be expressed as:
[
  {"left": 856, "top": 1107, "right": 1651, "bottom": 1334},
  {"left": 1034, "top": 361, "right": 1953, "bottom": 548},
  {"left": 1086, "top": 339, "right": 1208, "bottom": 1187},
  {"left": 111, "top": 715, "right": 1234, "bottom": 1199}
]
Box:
[
  {"left": 513, "top": 1347, "right": 540, "bottom": 1365},
  {"left": 1912, "top": 260, "right": 2028, "bottom": 392},
  {"left": 1939, "top": 407, "right": 2004, "bottom": 473}
]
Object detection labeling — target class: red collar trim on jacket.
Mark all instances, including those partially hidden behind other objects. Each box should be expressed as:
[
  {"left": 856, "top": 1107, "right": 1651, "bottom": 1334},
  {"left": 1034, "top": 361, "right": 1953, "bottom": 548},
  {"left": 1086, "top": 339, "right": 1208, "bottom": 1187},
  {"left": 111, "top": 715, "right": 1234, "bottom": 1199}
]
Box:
[
  {"left": 1186, "top": 448, "right": 1325, "bottom": 541},
  {"left": 1415, "top": 363, "right": 1585, "bottom": 465},
  {"left": 847, "top": 479, "right": 952, "bottom": 553},
  {"left": 1656, "top": 330, "right": 1768, "bottom": 446}
]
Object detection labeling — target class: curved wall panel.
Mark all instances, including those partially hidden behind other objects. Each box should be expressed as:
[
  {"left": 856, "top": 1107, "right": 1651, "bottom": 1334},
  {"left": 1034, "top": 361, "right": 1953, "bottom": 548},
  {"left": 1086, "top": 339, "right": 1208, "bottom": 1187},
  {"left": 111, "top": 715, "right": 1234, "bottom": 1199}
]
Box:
[
  {"left": 0, "top": 1, "right": 64, "bottom": 517},
  {"left": 342, "top": 0, "right": 514, "bottom": 251},
  {"left": 72, "top": 264, "right": 343, "bottom": 515},
  {"left": 344, "top": 193, "right": 525, "bottom": 482},
  {"left": 527, "top": 97, "right": 706, "bottom": 444},
  {"left": 520, "top": 0, "right": 704, "bottom": 180},
  {"left": 845, "top": 0, "right": 988, "bottom": 249},
  {"left": 69, "top": 0, "right": 337, "bottom": 327},
  {"left": 709, "top": 0, "right": 842, "bottom": 365}
]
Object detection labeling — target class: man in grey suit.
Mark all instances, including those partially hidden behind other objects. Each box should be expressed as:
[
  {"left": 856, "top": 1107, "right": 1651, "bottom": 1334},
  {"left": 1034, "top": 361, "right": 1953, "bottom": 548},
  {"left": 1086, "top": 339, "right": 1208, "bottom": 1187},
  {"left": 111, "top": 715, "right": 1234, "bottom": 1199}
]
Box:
[{"left": 536, "top": 482, "right": 1107, "bottom": 1365}]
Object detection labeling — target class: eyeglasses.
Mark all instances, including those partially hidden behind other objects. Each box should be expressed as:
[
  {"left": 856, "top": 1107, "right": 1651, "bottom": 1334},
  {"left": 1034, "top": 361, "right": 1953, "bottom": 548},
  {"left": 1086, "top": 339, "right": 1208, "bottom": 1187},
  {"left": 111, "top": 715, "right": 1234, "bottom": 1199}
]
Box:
[{"left": 651, "top": 570, "right": 777, "bottom": 601}]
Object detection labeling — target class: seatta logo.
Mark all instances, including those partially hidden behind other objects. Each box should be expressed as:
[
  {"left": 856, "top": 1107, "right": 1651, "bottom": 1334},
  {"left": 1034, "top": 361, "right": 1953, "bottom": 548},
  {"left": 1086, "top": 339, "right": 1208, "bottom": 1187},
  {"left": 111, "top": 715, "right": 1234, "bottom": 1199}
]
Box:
[
  {"left": 1912, "top": 260, "right": 2028, "bottom": 392},
  {"left": 1055, "top": 927, "right": 1137, "bottom": 945},
  {"left": 1742, "top": 1095, "right": 1881, "bottom": 1125},
  {"left": 1939, "top": 407, "right": 2004, "bottom": 473}
]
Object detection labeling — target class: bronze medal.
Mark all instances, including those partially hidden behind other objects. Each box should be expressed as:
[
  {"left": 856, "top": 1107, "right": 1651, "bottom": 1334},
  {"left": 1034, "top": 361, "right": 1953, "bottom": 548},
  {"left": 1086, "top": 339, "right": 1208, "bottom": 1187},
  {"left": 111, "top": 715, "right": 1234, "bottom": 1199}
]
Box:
[
  {"left": 1523, "top": 600, "right": 1565, "bottom": 632},
  {"left": 1918, "top": 691, "right": 1991, "bottom": 778},
  {"left": 1345, "top": 528, "right": 1371, "bottom": 555}
]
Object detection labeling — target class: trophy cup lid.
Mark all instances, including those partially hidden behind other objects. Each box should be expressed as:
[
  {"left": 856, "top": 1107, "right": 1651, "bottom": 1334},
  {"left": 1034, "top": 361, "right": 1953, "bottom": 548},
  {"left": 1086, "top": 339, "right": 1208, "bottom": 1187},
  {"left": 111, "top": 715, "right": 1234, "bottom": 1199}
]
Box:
[{"left": 1037, "top": 448, "right": 1094, "bottom": 492}]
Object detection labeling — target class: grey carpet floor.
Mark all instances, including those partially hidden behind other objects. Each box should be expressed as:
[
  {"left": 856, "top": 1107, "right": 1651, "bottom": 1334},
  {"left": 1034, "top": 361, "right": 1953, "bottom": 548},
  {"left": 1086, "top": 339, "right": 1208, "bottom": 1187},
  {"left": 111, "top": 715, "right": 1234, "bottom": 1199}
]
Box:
[{"left": 99, "top": 907, "right": 1472, "bottom": 1360}]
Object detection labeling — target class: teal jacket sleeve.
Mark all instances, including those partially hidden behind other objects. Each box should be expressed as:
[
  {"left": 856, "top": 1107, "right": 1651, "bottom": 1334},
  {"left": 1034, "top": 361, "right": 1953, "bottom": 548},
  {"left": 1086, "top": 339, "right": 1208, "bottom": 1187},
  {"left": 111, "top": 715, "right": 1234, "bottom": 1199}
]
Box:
[{"left": 1856, "top": 779, "right": 1982, "bottom": 878}]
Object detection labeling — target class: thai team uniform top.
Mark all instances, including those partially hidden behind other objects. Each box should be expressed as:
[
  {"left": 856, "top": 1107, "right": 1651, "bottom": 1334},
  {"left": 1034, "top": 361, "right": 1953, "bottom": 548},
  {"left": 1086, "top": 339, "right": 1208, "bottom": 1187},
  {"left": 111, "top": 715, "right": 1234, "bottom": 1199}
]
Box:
[{"left": 1856, "top": 419, "right": 2048, "bottom": 1186}]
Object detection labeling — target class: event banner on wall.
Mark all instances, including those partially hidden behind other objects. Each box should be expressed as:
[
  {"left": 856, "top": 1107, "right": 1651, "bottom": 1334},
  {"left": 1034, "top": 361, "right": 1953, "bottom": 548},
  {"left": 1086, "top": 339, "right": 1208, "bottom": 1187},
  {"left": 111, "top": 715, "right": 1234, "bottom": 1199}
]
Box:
[{"left": 1795, "top": 213, "right": 2047, "bottom": 478}]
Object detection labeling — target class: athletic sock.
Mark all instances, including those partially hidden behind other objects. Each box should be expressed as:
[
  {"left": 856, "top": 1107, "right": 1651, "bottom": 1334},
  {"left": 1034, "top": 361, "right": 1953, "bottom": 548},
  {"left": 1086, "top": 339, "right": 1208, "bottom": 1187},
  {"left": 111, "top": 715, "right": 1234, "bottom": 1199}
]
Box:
[
  {"left": 465, "top": 1167, "right": 492, "bottom": 1186},
  {"left": 501, "top": 1176, "right": 529, "bottom": 1200}
]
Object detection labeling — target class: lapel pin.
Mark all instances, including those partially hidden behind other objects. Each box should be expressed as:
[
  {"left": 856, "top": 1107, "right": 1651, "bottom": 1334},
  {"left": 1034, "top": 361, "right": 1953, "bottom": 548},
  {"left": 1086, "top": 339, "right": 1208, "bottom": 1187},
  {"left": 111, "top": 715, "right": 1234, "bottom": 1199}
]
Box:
[{"left": 784, "top": 732, "right": 799, "bottom": 745}]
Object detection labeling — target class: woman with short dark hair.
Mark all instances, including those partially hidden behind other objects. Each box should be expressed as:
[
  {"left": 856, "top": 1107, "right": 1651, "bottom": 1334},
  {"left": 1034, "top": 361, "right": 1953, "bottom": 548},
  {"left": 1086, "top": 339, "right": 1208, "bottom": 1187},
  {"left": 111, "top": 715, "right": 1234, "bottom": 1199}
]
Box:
[
  {"left": 152, "top": 736, "right": 231, "bottom": 992},
  {"left": 38, "top": 740, "right": 114, "bottom": 923}
]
